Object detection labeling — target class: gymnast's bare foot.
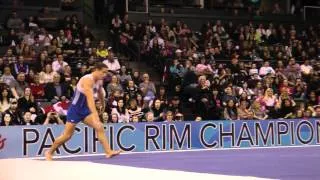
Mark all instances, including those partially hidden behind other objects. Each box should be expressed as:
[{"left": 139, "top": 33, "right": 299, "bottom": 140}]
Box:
[
  {"left": 106, "top": 150, "right": 122, "bottom": 158},
  {"left": 45, "top": 151, "right": 53, "bottom": 161}
]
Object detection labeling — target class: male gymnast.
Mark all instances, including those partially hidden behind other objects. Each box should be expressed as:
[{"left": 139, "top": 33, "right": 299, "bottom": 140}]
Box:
[{"left": 45, "top": 62, "right": 121, "bottom": 160}]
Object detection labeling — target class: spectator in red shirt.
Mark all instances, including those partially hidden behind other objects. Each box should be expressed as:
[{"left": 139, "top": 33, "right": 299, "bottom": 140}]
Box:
[{"left": 30, "top": 74, "right": 45, "bottom": 99}]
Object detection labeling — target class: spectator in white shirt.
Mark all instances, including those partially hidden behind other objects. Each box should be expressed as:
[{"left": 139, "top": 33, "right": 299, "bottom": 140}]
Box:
[
  {"left": 259, "top": 61, "right": 275, "bottom": 76},
  {"left": 149, "top": 33, "right": 164, "bottom": 48},
  {"left": 39, "top": 64, "right": 58, "bottom": 84},
  {"left": 103, "top": 51, "right": 120, "bottom": 74},
  {"left": 300, "top": 59, "right": 313, "bottom": 76},
  {"left": 52, "top": 54, "right": 68, "bottom": 73}
]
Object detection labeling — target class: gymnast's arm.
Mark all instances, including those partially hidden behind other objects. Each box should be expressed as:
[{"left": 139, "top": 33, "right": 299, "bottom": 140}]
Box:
[{"left": 98, "top": 84, "right": 106, "bottom": 114}]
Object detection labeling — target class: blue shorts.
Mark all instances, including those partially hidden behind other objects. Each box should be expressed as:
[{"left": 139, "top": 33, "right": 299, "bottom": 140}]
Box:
[{"left": 66, "top": 104, "right": 91, "bottom": 124}]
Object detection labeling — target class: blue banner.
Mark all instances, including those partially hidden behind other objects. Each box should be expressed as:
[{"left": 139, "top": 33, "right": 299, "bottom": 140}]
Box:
[{"left": 0, "top": 119, "right": 319, "bottom": 158}]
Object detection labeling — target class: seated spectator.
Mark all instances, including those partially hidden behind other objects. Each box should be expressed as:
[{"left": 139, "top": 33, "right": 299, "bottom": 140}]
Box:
[
  {"left": 0, "top": 113, "right": 14, "bottom": 126},
  {"left": 144, "top": 111, "right": 155, "bottom": 122},
  {"left": 103, "top": 51, "right": 120, "bottom": 74},
  {"left": 0, "top": 88, "right": 12, "bottom": 113},
  {"left": 20, "top": 45, "right": 35, "bottom": 62},
  {"left": 4, "top": 98, "right": 23, "bottom": 125},
  {"left": 52, "top": 54, "right": 68, "bottom": 73},
  {"left": 2, "top": 48, "right": 16, "bottom": 64},
  {"left": 223, "top": 99, "right": 239, "bottom": 120},
  {"left": 96, "top": 40, "right": 109, "bottom": 58},
  {"left": 22, "top": 111, "right": 37, "bottom": 125},
  {"left": 278, "top": 99, "right": 296, "bottom": 119},
  {"left": 12, "top": 56, "right": 29, "bottom": 77},
  {"left": 1, "top": 66, "right": 16, "bottom": 86},
  {"left": 10, "top": 72, "right": 29, "bottom": 99},
  {"left": 39, "top": 64, "right": 58, "bottom": 84},
  {"left": 63, "top": 37, "right": 77, "bottom": 55},
  {"left": 237, "top": 82, "right": 254, "bottom": 100},
  {"left": 258, "top": 88, "right": 278, "bottom": 118},
  {"left": 139, "top": 73, "right": 156, "bottom": 101},
  {"left": 18, "top": 87, "right": 37, "bottom": 114},
  {"left": 124, "top": 80, "right": 138, "bottom": 99},
  {"left": 30, "top": 74, "right": 45, "bottom": 99},
  {"left": 62, "top": 65, "right": 72, "bottom": 83},
  {"left": 222, "top": 86, "right": 238, "bottom": 107},
  {"left": 111, "top": 99, "right": 129, "bottom": 123},
  {"left": 110, "top": 113, "right": 119, "bottom": 123},
  {"left": 26, "top": 69, "right": 36, "bottom": 84},
  {"left": 306, "top": 91, "right": 319, "bottom": 107},
  {"left": 300, "top": 60, "right": 313, "bottom": 77},
  {"left": 279, "top": 79, "right": 294, "bottom": 95},
  {"left": 43, "top": 112, "right": 64, "bottom": 125},
  {"left": 100, "top": 112, "right": 109, "bottom": 124},
  {"left": 251, "top": 100, "right": 268, "bottom": 120},
  {"left": 285, "top": 58, "right": 301, "bottom": 80},
  {"left": 132, "top": 71, "right": 141, "bottom": 85},
  {"left": 156, "top": 85, "right": 168, "bottom": 106},
  {"left": 296, "top": 109, "right": 304, "bottom": 119},
  {"left": 150, "top": 99, "right": 165, "bottom": 122},
  {"left": 106, "top": 75, "right": 123, "bottom": 97},
  {"left": 44, "top": 73, "right": 69, "bottom": 103},
  {"left": 293, "top": 79, "right": 306, "bottom": 100},
  {"left": 163, "top": 110, "right": 174, "bottom": 122},
  {"left": 238, "top": 100, "right": 254, "bottom": 120},
  {"left": 259, "top": 61, "right": 275, "bottom": 77},
  {"left": 169, "top": 59, "right": 185, "bottom": 81},
  {"left": 118, "top": 65, "right": 132, "bottom": 86},
  {"left": 127, "top": 98, "right": 143, "bottom": 121}
]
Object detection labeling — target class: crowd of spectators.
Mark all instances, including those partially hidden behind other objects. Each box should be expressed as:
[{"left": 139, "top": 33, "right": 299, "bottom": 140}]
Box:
[{"left": 0, "top": 7, "right": 320, "bottom": 126}]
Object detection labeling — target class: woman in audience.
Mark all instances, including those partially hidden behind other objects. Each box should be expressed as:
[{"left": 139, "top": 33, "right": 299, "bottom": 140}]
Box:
[
  {"left": 39, "top": 64, "right": 57, "bottom": 84},
  {"left": 237, "top": 100, "right": 254, "bottom": 120},
  {"left": 110, "top": 113, "right": 119, "bottom": 123},
  {"left": 119, "top": 65, "right": 132, "bottom": 87},
  {"left": 18, "top": 87, "right": 37, "bottom": 114},
  {"left": 0, "top": 113, "right": 13, "bottom": 126},
  {"left": 0, "top": 88, "right": 12, "bottom": 113},
  {"left": 111, "top": 99, "right": 129, "bottom": 123},
  {"left": 251, "top": 100, "right": 268, "bottom": 120},
  {"left": 223, "top": 99, "right": 239, "bottom": 120},
  {"left": 278, "top": 98, "right": 296, "bottom": 119},
  {"left": 29, "top": 74, "right": 45, "bottom": 99},
  {"left": 164, "top": 110, "right": 174, "bottom": 122},
  {"left": 106, "top": 75, "right": 123, "bottom": 97},
  {"left": 259, "top": 88, "right": 278, "bottom": 118}
]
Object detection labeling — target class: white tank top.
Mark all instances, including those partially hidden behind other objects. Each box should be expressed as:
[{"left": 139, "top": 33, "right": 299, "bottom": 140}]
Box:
[{"left": 77, "top": 74, "right": 103, "bottom": 99}]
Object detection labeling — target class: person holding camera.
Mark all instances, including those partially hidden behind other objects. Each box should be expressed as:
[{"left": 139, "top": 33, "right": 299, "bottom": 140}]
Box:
[{"left": 43, "top": 111, "right": 64, "bottom": 125}]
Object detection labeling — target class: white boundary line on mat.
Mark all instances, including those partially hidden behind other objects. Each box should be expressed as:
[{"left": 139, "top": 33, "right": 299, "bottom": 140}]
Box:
[{"left": 24, "top": 144, "right": 320, "bottom": 160}]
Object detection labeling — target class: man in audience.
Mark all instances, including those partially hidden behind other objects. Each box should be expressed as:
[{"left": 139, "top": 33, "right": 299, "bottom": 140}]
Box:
[
  {"left": 10, "top": 72, "right": 29, "bottom": 99},
  {"left": 44, "top": 74, "right": 69, "bottom": 103},
  {"left": 52, "top": 54, "right": 68, "bottom": 73},
  {"left": 103, "top": 51, "right": 120, "bottom": 74}
]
